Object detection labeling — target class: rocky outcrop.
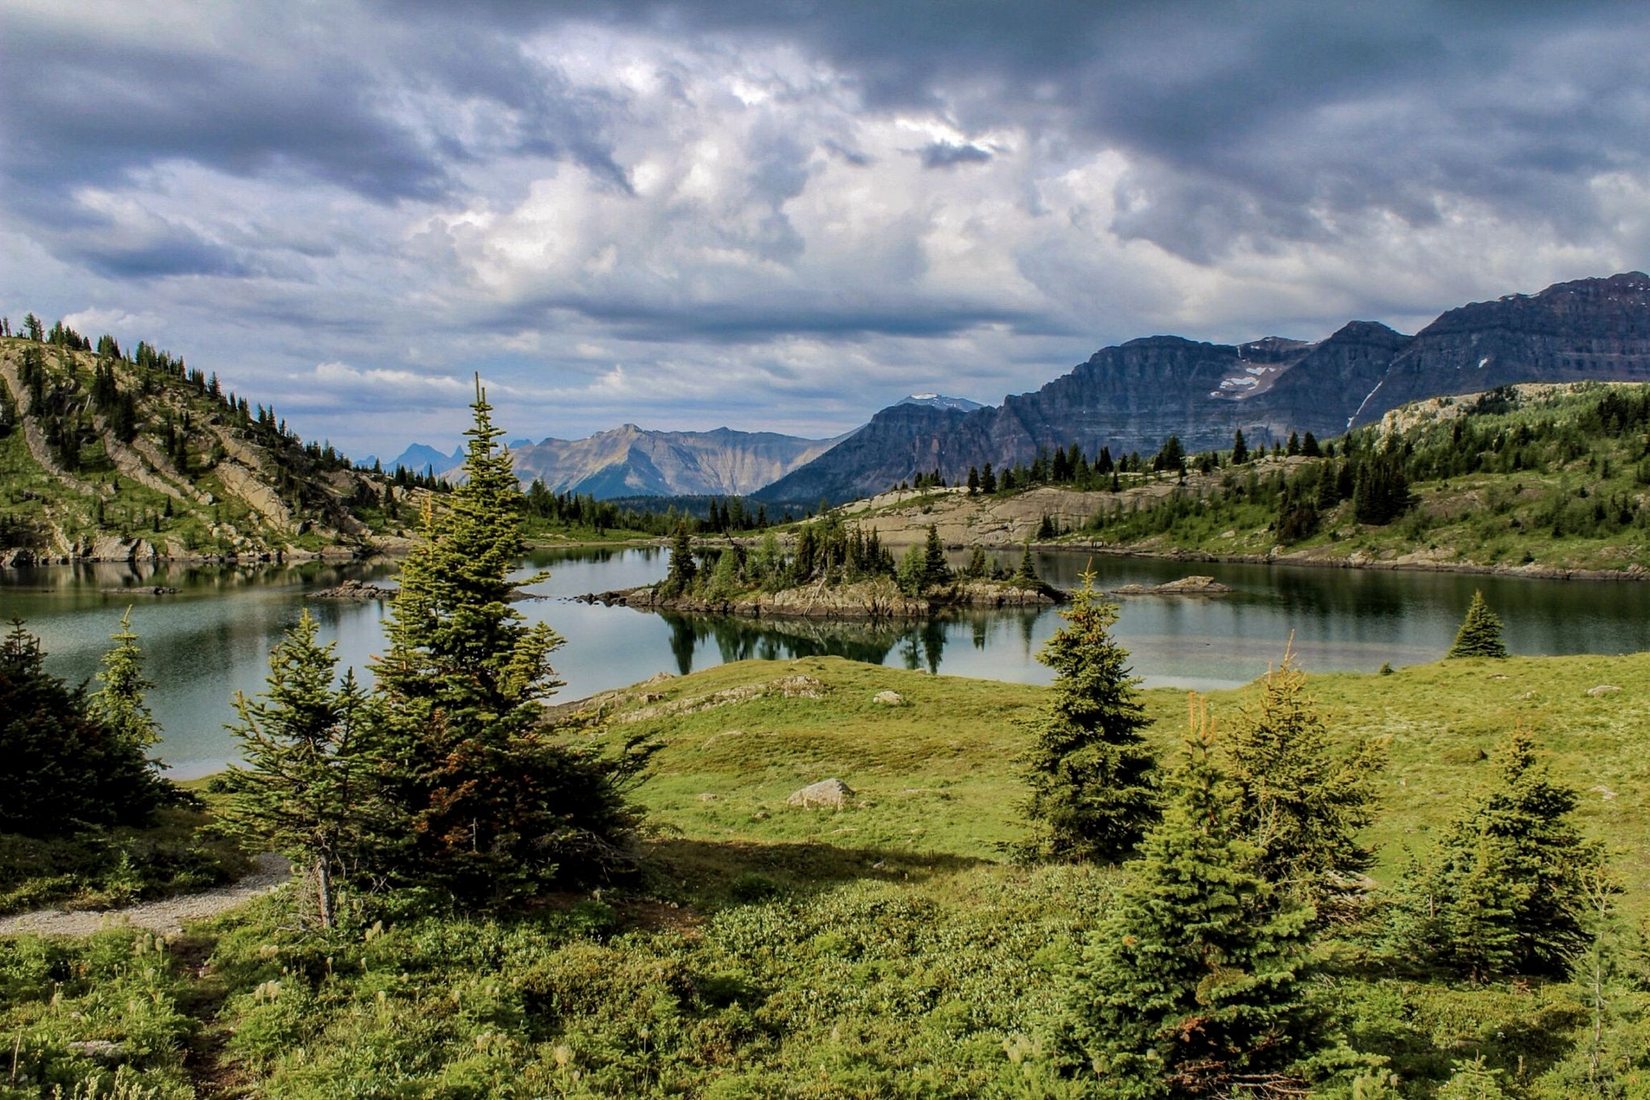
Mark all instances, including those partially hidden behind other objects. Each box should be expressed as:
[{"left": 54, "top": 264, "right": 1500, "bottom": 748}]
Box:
[
  {"left": 583, "top": 576, "right": 1062, "bottom": 620},
  {"left": 1111, "top": 575, "right": 1232, "bottom": 596},
  {"left": 758, "top": 272, "right": 1650, "bottom": 504}
]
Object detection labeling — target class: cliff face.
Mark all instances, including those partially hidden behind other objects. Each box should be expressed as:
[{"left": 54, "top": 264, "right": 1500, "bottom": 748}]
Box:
[
  {"left": 1359, "top": 273, "right": 1650, "bottom": 419},
  {"left": 509, "top": 424, "right": 840, "bottom": 498},
  {"left": 758, "top": 272, "right": 1650, "bottom": 504}
]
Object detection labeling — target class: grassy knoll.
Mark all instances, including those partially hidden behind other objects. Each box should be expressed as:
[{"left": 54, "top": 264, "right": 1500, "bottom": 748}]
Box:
[{"left": 4, "top": 654, "right": 1649, "bottom": 1097}]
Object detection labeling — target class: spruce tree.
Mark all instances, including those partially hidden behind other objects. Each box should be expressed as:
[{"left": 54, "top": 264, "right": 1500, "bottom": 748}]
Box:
[
  {"left": 1059, "top": 704, "right": 1322, "bottom": 1097},
  {"left": 1224, "top": 649, "right": 1383, "bottom": 915},
  {"left": 89, "top": 607, "right": 162, "bottom": 754},
  {"left": 1447, "top": 590, "right": 1509, "bottom": 658},
  {"left": 920, "top": 524, "right": 951, "bottom": 588},
  {"left": 1393, "top": 729, "right": 1599, "bottom": 979},
  {"left": 0, "top": 621, "right": 164, "bottom": 836},
  {"left": 219, "top": 611, "right": 374, "bottom": 929},
  {"left": 1019, "top": 570, "right": 1159, "bottom": 863},
  {"left": 664, "top": 522, "right": 697, "bottom": 595},
  {"left": 370, "top": 381, "right": 643, "bottom": 901}
]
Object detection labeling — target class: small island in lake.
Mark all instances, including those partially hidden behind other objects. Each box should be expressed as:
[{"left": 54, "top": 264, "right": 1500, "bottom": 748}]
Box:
[{"left": 583, "top": 518, "right": 1064, "bottom": 620}]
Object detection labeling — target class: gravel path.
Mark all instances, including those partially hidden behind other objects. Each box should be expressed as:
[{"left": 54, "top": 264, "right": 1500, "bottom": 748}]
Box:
[{"left": 0, "top": 854, "right": 291, "bottom": 938}]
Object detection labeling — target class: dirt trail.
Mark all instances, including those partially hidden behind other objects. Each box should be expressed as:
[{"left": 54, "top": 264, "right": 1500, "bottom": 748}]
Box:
[{"left": 0, "top": 854, "right": 289, "bottom": 938}]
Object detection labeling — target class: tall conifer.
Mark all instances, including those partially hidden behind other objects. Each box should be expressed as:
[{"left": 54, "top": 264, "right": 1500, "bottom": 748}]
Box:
[
  {"left": 371, "top": 380, "right": 640, "bottom": 901},
  {"left": 219, "top": 611, "right": 374, "bottom": 928},
  {"left": 1020, "top": 570, "right": 1159, "bottom": 863},
  {"left": 1059, "top": 702, "right": 1322, "bottom": 1096},
  {"left": 1224, "top": 648, "right": 1383, "bottom": 914}
]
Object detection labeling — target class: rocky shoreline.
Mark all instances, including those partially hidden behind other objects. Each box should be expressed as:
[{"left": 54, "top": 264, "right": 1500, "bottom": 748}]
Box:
[
  {"left": 579, "top": 577, "right": 1064, "bottom": 621},
  {"left": 0, "top": 538, "right": 373, "bottom": 569},
  {"left": 1043, "top": 541, "right": 1650, "bottom": 583}
]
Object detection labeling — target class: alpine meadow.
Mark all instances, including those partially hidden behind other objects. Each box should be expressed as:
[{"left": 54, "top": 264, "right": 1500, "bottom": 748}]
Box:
[{"left": 7, "top": 4, "right": 1650, "bottom": 1098}]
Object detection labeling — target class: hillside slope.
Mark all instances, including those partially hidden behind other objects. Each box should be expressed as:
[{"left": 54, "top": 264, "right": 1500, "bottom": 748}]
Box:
[
  {"left": 841, "top": 381, "right": 1650, "bottom": 576},
  {"left": 0, "top": 329, "right": 411, "bottom": 563}
]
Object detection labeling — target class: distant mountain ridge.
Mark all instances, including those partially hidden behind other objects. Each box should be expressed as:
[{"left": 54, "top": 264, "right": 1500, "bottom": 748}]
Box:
[
  {"left": 507, "top": 424, "right": 843, "bottom": 499},
  {"left": 757, "top": 272, "right": 1650, "bottom": 504}
]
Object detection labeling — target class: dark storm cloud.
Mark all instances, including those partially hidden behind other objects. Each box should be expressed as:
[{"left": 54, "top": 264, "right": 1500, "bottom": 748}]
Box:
[
  {"left": 381, "top": 0, "right": 1649, "bottom": 258},
  {"left": 4, "top": 0, "right": 1646, "bottom": 454},
  {"left": 920, "top": 142, "right": 993, "bottom": 170},
  {"left": 0, "top": 6, "right": 625, "bottom": 207},
  {"left": 487, "top": 293, "right": 1042, "bottom": 344}
]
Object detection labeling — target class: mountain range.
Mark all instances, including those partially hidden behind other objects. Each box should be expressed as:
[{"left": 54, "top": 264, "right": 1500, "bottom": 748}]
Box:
[{"left": 756, "top": 271, "right": 1650, "bottom": 503}]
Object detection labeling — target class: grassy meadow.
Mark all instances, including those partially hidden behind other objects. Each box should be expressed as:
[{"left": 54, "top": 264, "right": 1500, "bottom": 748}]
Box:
[{"left": 4, "top": 652, "right": 1649, "bottom": 1097}]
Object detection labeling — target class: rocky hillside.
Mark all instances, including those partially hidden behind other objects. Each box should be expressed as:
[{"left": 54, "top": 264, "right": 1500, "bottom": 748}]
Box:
[
  {"left": 509, "top": 424, "right": 842, "bottom": 498},
  {"left": 758, "top": 272, "right": 1650, "bottom": 504},
  {"left": 0, "top": 327, "right": 410, "bottom": 563}
]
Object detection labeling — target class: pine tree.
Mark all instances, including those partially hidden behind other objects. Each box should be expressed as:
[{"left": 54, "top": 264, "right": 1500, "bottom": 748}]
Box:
[
  {"left": 370, "top": 380, "right": 644, "bottom": 901},
  {"left": 1020, "top": 570, "right": 1159, "bottom": 863},
  {"left": 1393, "top": 729, "right": 1600, "bottom": 979},
  {"left": 219, "top": 612, "right": 374, "bottom": 929},
  {"left": 1058, "top": 703, "right": 1322, "bottom": 1096},
  {"left": 1224, "top": 648, "right": 1383, "bottom": 914},
  {"left": 1447, "top": 590, "right": 1508, "bottom": 658},
  {"left": 89, "top": 607, "right": 163, "bottom": 755}
]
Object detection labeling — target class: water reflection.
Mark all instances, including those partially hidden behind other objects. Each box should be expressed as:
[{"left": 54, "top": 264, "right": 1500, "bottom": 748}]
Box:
[{"left": 6, "top": 544, "right": 1650, "bottom": 777}]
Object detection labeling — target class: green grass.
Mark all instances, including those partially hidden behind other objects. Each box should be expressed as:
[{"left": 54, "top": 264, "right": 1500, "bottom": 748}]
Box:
[
  {"left": 4, "top": 654, "right": 1650, "bottom": 1097},
  {"left": 0, "top": 803, "right": 252, "bottom": 916}
]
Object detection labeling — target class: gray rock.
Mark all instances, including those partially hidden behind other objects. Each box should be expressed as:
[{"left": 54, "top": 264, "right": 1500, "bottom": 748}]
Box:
[
  {"left": 787, "top": 778, "right": 854, "bottom": 809},
  {"left": 1587, "top": 684, "right": 1622, "bottom": 697},
  {"left": 873, "top": 690, "right": 904, "bottom": 706}
]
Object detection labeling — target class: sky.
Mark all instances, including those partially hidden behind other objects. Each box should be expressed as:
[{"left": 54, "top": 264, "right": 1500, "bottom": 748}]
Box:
[{"left": 3, "top": 1, "right": 1648, "bottom": 458}]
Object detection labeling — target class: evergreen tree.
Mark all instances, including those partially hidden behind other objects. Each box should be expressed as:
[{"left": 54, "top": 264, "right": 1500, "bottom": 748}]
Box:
[
  {"left": 1231, "top": 429, "right": 1249, "bottom": 464},
  {"left": 1224, "top": 649, "right": 1383, "bottom": 914},
  {"left": 1012, "top": 542, "right": 1039, "bottom": 586},
  {"left": 1393, "top": 729, "right": 1600, "bottom": 979},
  {"left": 219, "top": 612, "right": 375, "bottom": 929},
  {"left": 1019, "top": 570, "right": 1159, "bottom": 863},
  {"left": 89, "top": 607, "right": 162, "bottom": 755},
  {"left": 1447, "top": 590, "right": 1508, "bottom": 658},
  {"left": 370, "top": 381, "right": 644, "bottom": 901},
  {"left": 1058, "top": 704, "right": 1322, "bottom": 1096},
  {"left": 664, "top": 522, "right": 698, "bottom": 595},
  {"left": 0, "top": 621, "right": 165, "bottom": 836},
  {"left": 920, "top": 524, "right": 951, "bottom": 588}
]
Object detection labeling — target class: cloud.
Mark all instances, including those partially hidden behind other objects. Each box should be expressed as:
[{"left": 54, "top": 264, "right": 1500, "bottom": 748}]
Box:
[
  {"left": 920, "top": 141, "right": 993, "bottom": 169},
  {"left": 2, "top": 0, "right": 1646, "bottom": 460}
]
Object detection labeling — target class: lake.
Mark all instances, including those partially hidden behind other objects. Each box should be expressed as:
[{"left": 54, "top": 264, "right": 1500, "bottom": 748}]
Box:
[{"left": 4, "top": 546, "right": 1648, "bottom": 777}]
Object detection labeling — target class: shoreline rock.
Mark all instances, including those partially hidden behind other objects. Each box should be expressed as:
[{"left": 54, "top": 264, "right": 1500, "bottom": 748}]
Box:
[{"left": 1110, "top": 575, "right": 1232, "bottom": 596}]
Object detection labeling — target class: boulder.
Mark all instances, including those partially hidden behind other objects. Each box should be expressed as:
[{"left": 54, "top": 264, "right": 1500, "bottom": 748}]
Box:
[
  {"left": 873, "top": 690, "right": 904, "bottom": 706},
  {"left": 1586, "top": 684, "right": 1622, "bottom": 697},
  {"left": 787, "top": 778, "right": 854, "bottom": 809}
]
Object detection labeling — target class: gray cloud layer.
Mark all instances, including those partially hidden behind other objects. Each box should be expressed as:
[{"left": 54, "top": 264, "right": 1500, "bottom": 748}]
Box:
[{"left": 2, "top": 0, "right": 1646, "bottom": 454}]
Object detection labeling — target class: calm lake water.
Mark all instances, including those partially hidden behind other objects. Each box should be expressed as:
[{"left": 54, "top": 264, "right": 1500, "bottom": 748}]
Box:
[{"left": 4, "top": 546, "right": 1648, "bottom": 777}]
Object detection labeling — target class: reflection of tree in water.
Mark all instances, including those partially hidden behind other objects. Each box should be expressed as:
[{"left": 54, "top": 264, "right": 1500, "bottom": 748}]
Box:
[
  {"left": 969, "top": 614, "right": 990, "bottom": 651},
  {"left": 655, "top": 612, "right": 906, "bottom": 670},
  {"left": 900, "top": 618, "right": 947, "bottom": 674}
]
